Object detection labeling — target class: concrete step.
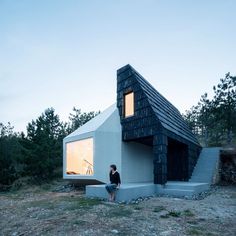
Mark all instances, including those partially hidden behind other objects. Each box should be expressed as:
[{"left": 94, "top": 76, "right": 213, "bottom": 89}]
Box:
[
  {"left": 86, "top": 181, "right": 210, "bottom": 201},
  {"left": 195, "top": 160, "right": 217, "bottom": 164},
  {"left": 190, "top": 177, "right": 212, "bottom": 181},
  {"left": 191, "top": 177, "right": 212, "bottom": 181},
  {"left": 164, "top": 182, "right": 208, "bottom": 191},
  {"left": 192, "top": 169, "right": 214, "bottom": 173},
  {"left": 192, "top": 172, "right": 214, "bottom": 175},
  {"left": 192, "top": 169, "right": 213, "bottom": 172},
  {"left": 156, "top": 182, "right": 209, "bottom": 197},
  {"left": 160, "top": 188, "right": 194, "bottom": 197},
  {"left": 190, "top": 176, "right": 213, "bottom": 183},
  {"left": 190, "top": 180, "right": 211, "bottom": 183}
]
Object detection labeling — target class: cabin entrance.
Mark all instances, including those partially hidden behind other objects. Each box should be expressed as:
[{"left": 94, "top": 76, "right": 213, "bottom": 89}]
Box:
[{"left": 167, "top": 138, "right": 188, "bottom": 181}]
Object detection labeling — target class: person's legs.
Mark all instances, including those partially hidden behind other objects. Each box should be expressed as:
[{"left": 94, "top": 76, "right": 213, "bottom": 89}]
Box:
[
  {"left": 110, "top": 184, "right": 117, "bottom": 202},
  {"left": 105, "top": 184, "right": 112, "bottom": 201},
  {"left": 111, "top": 192, "right": 115, "bottom": 201}
]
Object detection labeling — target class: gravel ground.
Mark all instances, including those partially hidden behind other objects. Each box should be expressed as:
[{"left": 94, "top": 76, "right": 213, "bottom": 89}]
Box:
[{"left": 0, "top": 183, "right": 235, "bottom": 236}]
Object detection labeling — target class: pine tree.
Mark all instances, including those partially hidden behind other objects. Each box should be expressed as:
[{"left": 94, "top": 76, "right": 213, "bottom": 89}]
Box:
[
  {"left": 23, "top": 108, "right": 65, "bottom": 181},
  {"left": 68, "top": 107, "right": 100, "bottom": 132},
  {"left": 212, "top": 73, "right": 236, "bottom": 145}
]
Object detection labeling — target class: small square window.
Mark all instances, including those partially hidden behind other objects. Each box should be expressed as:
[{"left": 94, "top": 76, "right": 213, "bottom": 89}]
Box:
[{"left": 124, "top": 92, "right": 134, "bottom": 117}]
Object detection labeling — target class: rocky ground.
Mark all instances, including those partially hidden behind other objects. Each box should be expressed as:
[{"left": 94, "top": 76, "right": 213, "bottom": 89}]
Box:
[{"left": 0, "top": 181, "right": 235, "bottom": 236}]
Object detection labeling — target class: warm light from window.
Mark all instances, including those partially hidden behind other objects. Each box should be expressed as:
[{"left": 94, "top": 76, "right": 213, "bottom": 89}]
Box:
[
  {"left": 66, "top": 138, "right": 93, "bottom": 175},
  {"left": 124, "top": 92, "right": 134, "bottom": 117}
]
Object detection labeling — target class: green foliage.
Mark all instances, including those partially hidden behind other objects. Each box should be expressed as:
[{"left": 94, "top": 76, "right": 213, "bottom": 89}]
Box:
[
  {"left": 0, "top": 107, "right": 99, "bottom": 187},
  {"left": 153, "top": 205, "right": 166, "bottom": 212},
  {"left": 167, "top": 210, "right": 181, "bottom": 217},
  {"left": 68, "top": 107, "right": 100, "bottom": 133},
  {"left": 183, "top": 209, "right": 195, "bottom": 217},
  {"left": 184, "top": 73, "right": 236, "bottom": 147},
  {"left": 0, "top": 123, "right": 23, "bottom": 185},
  {"left": 21, "top": 108, "right": 64, "bottom": 181},
  {"left": 213, "top": 73, "right": 236, "bottom": 144}
]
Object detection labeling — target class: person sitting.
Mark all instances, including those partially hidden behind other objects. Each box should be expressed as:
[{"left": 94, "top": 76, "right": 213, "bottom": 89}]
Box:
[{"left": 105, "top": 164, "right": 121, "bottom": 202}]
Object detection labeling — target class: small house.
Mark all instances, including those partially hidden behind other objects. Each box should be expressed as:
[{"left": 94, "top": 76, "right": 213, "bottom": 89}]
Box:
[{"left": 63, "top": 65, "right": 220, "bottom": 200}]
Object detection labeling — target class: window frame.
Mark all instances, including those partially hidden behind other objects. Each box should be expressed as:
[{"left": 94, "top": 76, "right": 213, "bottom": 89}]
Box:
[
  {"left": 65, "top": 137, "right": 94, "bottom": 176},
  {"left": 123, "top": 91, "right": 135, "bottom": 118}
]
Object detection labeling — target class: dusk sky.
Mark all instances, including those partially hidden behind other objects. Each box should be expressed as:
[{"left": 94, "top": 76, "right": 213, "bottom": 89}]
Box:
[{"left": 1, "top": 0, "right": 236, "bottom": 133}]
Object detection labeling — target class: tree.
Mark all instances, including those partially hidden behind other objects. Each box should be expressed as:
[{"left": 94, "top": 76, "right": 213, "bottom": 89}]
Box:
[
  {"left": 183, "top": 105, "right": 199, "bottom": 135},
  {"left": 68, "top": 107, "right": 100, "bottom": 132},
  {"left": 184, "top": 72, "right": 236, "bottom": 147},
  {"left": 22, "top": 108, "right": 65, "bottom": 181},
  {"left": 0, "top": 106, "right": 100, "bottom": 186},
  {"left": 213, "top": 73, "right": 236, "bottom": 145},
  {"left": 0, "top": 123, "right": 22, "bottom": 185},
  {"left": 197, "top": 93, "right": 215, "bottom": 147}
]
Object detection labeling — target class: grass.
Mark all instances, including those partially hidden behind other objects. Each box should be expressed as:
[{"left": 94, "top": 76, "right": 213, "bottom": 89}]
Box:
[
  {"left": 160, "top": 214, "right": 170, "bottom": 219},
  {"left": 205, "top": 233, "right": 218, "bottom": 236},
  {"left": 187, "top": 228, "right": 202, "bottom": 235},
  {"left": 134, "top": 206, "right": 142, "bottom": 210},
  {"left": 27, "top": 199, "right": 55, "bottom": 209},
  {"left": 187, "top": 226, "right": 216, "bottom": 236},
  {"left": 160, "top": 210, "right": 181, "bottom": 219},
  {"left": 168, "top": 210, "right": 181, "bottom": 217},
  {"left": 72, "top": 219, "right": 87, "bottom": 226},
  {"left": 153, "top": 206, "right": 166, "bottom": 213},
  {"left": 160, "top": 209, "right": 194, "bottom": 219},
  {"left": 187, "top": 220, "right": 199, "bottom": 225},
  {"left": 60, "top": 196, "right": 102, "bottom": 210},
  {"left": 26, "top": 196, "right": 101, "bottom": 211},
  {"left": 230, "top": 192, "right": 236, "bottom": 199},
  {"left": 183, "top": 209, "right": 195, "bottom": 217},
  {"left": 105, "top": 207, "right": 133, "bottom": 218}
]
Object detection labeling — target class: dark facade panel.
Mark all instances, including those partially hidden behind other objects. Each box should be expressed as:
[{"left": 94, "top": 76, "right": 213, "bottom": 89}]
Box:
[{"left": 117, "top": 64, "right": 201, "bottom": 184}]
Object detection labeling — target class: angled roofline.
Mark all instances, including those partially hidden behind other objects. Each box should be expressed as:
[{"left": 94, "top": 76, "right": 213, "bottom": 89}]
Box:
[
  {"left": 64, "top": 104, "right": 117, "bottom": 140},
  {"left": 117, "top": 64, "right": 200, "bottom": 146}
]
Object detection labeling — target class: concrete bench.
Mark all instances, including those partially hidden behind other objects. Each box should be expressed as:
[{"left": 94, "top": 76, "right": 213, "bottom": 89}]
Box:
[
  {"left": 86, "top": 183, "right": 155, "bottom": 202},
  {"left": 86, "top": 181, "right": 210, "bottom": 201}
]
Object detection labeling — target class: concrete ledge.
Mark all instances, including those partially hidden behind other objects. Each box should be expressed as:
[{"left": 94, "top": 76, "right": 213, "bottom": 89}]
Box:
[
  {"left": 156, "top": 181, "right": 210, "bottom": 197},
  {"left": 86, "top": 183, "right": 155, "bottom": 202},
  {"left": 86, "top": 181, "right": 211, "bottom": 201}
]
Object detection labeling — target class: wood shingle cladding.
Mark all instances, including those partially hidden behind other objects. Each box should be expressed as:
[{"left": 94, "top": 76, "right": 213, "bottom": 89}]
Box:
[{"left": 117, "top": 64, "right": 201, "bottom": 184}]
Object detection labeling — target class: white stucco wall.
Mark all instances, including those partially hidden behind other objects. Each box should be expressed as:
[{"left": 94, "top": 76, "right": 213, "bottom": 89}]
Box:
[
  {"left": 94, "top": 108, "right": 122, "bottom": 183},
  {"left": 63, "top": 104, "right": 122, "bottom": 183},
  {"left": 121, "top": 141, "right": 153, "bottom": 183},
  {"left": 63, "top": 104, "right": 154, "bottom": 184}
]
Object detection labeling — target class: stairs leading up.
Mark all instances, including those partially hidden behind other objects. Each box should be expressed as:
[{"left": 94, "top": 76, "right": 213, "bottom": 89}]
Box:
[
  {"left": 156, "top": 147, "right": 221, "bottom": 197},
  {"left": 156, "top": 181, "right": 209, "bottom": 197},
  {"left": 189, "top": 147, "right": 221, "bottom": 183},
  {"left": 86, "top": 147, "right": 221, "bottom": 201}
]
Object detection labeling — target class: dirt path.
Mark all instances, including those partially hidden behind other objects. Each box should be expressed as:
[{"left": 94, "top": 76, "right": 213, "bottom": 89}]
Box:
[{"left": 0, "top": 185, "right": 235, "bottom": 236}]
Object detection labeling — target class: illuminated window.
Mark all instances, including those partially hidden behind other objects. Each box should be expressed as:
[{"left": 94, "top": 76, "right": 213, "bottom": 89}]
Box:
[
  {"left": 124, "top": 92, "right": 134, "bottom": 117},
  {"left": 66, "top": 138, "right": 93, "bottom": 175}
]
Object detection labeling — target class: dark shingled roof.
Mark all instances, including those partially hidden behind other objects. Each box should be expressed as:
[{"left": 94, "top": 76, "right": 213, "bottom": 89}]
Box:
[{"left": 120, "top": 64, "right": 199, "bottom": 145}]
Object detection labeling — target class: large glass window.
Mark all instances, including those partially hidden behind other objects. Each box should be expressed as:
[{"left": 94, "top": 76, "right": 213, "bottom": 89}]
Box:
[
  {"left": 66, "top": 138, "right": 93, "bottom": 175},
  {"left": 124, "top": 92, "right": 134, "bottom": 117}
]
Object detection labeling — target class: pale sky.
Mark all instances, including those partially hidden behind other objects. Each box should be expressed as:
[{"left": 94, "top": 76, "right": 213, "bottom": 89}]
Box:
[{"left": 1, "top": 0, "right": 236, "bottom": 133}]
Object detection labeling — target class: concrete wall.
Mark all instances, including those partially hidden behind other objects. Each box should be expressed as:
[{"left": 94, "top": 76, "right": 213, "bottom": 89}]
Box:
[
  {"left": 121, "top": 142, "right": 153, "bottom": 183},
  {"left": 95, "top": 108, "right": 122, "bottom": 183},
  {"left": 63, "top": 106, "right": 154, "bottom": 184},
  {"left": 86, "top": 183, "right": 155, "bottom": 202}
]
